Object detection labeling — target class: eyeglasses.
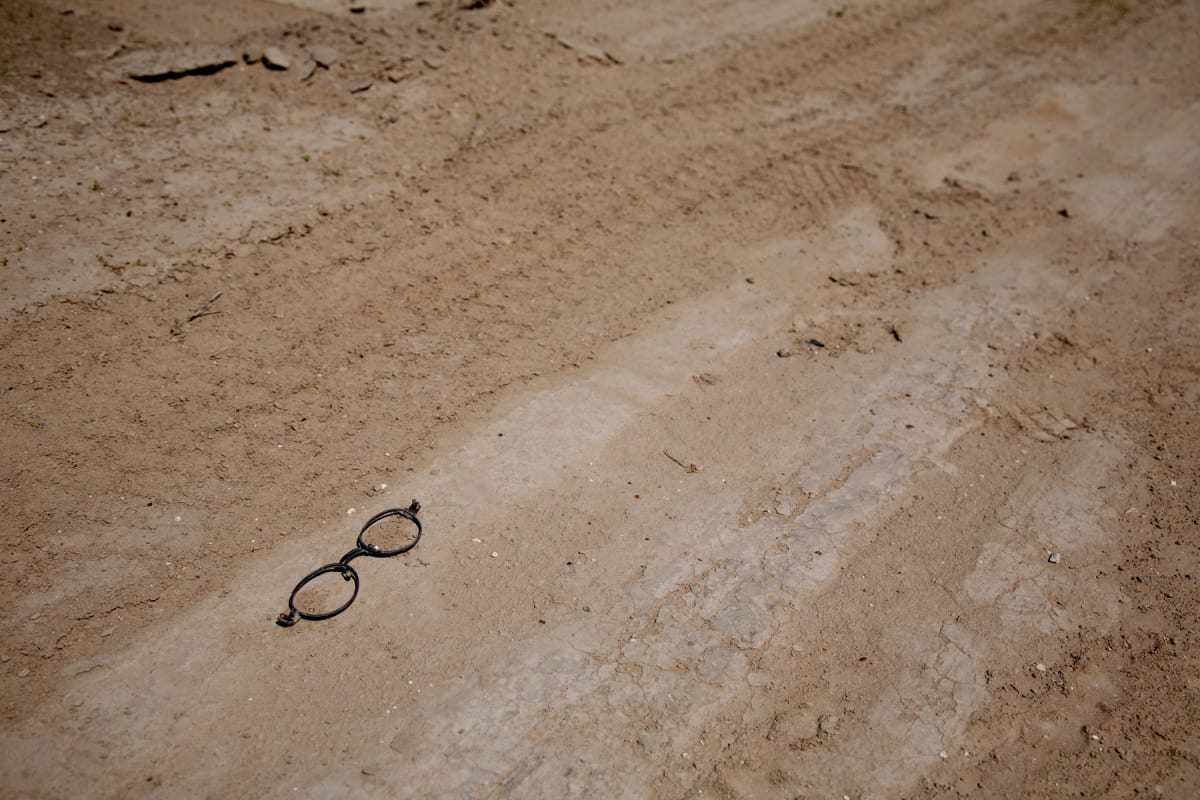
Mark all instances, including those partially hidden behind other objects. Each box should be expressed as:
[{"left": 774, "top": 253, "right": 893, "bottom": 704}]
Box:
[{"left": 277, "top": 500, "right": 423, "bottom": 627}]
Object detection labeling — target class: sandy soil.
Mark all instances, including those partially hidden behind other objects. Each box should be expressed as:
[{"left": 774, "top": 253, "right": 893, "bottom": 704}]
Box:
[{"left": 2, "top": 0, "right": 1199, "bottom": 797}]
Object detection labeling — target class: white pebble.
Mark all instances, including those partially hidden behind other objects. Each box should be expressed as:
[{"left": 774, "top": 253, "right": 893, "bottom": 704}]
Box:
[
  {"left": 1035, "top": 663, "right": 1046, "bottom": 672},
  {"left": 347, "top": 508, "right": 357, "bottom": 515},
  {"left": 376, "top": 483, "right": 388, "bottom": 492},
  {"left": 491, "top": 552, "right": 499, "bottom": 558},
  {"left": 471, "top": 538, "right": 482, "bottom": 543},
  {"left": 174, "top": 515, "right": 182, "bottom": 522}
]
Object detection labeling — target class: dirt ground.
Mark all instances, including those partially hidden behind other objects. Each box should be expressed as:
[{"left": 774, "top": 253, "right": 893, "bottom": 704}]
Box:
[{"left": 2, "top": 0, "right": 1199, "bottom": 797}]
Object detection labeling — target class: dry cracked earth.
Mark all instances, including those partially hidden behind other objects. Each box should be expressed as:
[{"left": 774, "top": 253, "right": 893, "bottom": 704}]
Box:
[{"left": 1, "top": 0, "right": 1199, "bottom": 797}]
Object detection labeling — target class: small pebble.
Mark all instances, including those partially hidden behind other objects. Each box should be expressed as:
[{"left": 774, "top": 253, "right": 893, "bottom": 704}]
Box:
[
  {"left": 472, "top": 538, "right": 482, "bottom": 543},
  {"left": 1048, "top": 552, "right": 1061, "bottom": 564},
  {"left": 582, "top": 605, "right": 592, "bottom": 612},
  {"left": 18, "top": 668, "right": 30, "bottom": 678},
  {"left": 1035, "top": 663, "right": 1047, "bottom": 672},
  {"left": 490, "top": 552, "right": 498, "bottom": 558},
  {"left": 308, "top": 45, "right": 339, "bottom": 68},
  {"left": 347, "top": 508, "right": 357, "bottom": 515},
  {"left": 263, "top": 46, "right": 291, "bottom": 70},
  {"left": 776, "top": 348, "right": 792, "bottom": 358}
]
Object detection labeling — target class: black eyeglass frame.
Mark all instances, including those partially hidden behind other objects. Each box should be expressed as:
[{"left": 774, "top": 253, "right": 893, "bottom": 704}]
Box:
[{"left": 277, "top": 501, "right": 422, "bottom": 627}]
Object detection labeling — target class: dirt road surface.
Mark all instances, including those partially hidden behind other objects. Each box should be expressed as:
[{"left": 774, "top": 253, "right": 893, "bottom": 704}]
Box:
[{"left": 2, "top": 0, "right": 1199, "bottom": 797}]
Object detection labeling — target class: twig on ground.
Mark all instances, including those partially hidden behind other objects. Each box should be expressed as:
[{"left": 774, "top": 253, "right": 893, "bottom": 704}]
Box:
[
  {"left": 187, "top": 291, "right": 223, "bottom": 322},
  {"left": 663, "top": 449, "right": 702, "bottom": 473}
]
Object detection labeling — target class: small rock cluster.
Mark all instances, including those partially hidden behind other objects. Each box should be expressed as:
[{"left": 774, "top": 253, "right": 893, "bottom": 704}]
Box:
[{"left": 243, "top": 44, "right": 342, "bottom": 82}]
